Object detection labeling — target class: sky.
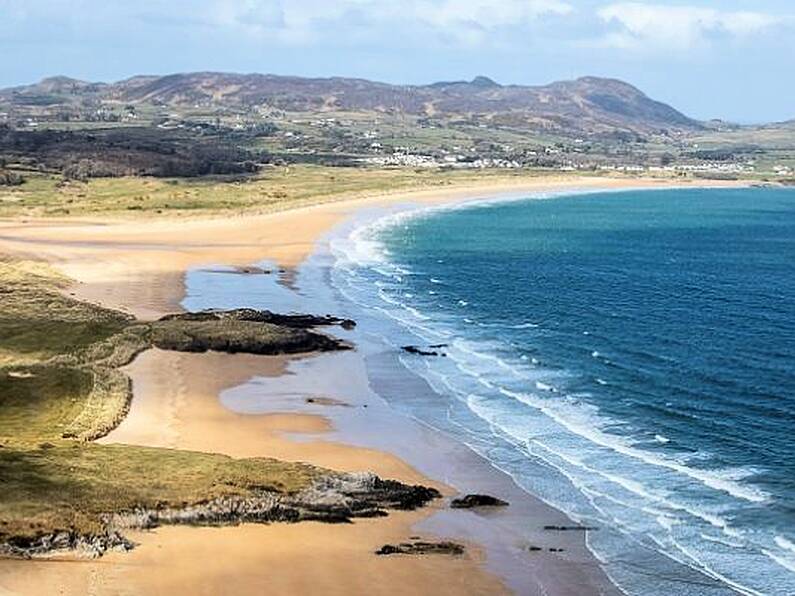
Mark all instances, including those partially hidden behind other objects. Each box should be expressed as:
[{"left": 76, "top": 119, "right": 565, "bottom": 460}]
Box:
[{"left": 1, "top": 0, "right": 793, "bottom": 123}]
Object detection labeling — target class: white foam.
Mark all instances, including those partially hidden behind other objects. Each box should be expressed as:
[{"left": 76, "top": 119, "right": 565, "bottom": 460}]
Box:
[
  {"left": 670, "top": 538, "right": 767, "bottom": 596},
  {"left": 330, "top": 184, "right": 783, "bottom": 595},
  {"left": 700, "top": 533, "right": 744, "bottom": 549},
  {"left": 512, "top": 322, "right": 540, "bottom": 329},
  {"left": 775, "top": 536, "right": 795, "bottom": 552},
  {"left": 765, "top": 548, "right": 795, "bottom": 574},
  {"left": 655, "top": 434, "right": 671, "bottom": 444},
  {"left": 497, "top": 387, "right": 769, "bottom": 503}
]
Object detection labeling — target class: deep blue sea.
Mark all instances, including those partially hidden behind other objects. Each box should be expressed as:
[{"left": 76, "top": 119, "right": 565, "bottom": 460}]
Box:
[{"left": 331, "top": 187, "right": 795, "bottom": 595}]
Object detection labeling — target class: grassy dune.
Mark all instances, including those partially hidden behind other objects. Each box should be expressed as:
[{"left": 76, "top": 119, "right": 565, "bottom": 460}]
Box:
[
  {"left": 0, "top": 165, "right": 589, "bottom": 217},
  {"left": 0, "top": 258, "right": 325, "bottom": 549}
]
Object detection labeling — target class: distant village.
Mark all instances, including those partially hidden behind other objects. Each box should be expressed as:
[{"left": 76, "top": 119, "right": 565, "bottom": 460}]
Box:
[{"left": 2, "top": 99, "right": 793, "bottom": 181}]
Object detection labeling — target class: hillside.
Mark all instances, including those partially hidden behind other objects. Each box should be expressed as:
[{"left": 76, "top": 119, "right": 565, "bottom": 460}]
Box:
[
  {"left": 1, "top": 72, "right": 700, "bottom": 136},
  {"left": 3, "top": 72, "right": 791, "bottom": 180}
]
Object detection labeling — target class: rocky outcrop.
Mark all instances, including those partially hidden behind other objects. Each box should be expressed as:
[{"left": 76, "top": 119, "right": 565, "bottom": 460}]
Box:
[
  {"left": 0, "top": 531, "right": 134, "bottom": 559},
  {"left": 401, "top": 344, "right": 448, "bottom": 357},
  {"left": 148, "top": 309, "right": 356, "bottom": 355},
  {"left": 160, "top": 309, "right": 356, "bottom": 331},
  {"left": 149, "top": 319, "right": 350, "bottom": 355},
  {"left": 375, "top": 541, "right": 465, "bottom": 556},
  {"left": 2, "top": 473, "right": 441, "bottom": 559},
  {"left": 450, "top": 494, "right": 509, "bottom": 509},
  {"left": 110, "top": 473, "right": 440, "bottom": 530}
]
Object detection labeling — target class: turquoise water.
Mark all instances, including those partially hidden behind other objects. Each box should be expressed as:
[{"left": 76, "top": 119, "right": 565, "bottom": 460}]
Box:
[{"left": 332, "top": 188, "right": 795, "bottom": 595}]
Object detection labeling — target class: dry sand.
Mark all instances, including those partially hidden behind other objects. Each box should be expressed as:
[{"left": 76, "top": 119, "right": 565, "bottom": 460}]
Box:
[{"left": 0, "top": 176, "right": 745, "bottom": 595}]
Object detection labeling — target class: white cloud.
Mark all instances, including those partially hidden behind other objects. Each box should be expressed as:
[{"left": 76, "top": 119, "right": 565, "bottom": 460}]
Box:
[
  {"left": 596, "top": 3, "right": 780, "bottom": 50},
  {"left": 211, "top": 0, "right": 574, "bottom": 46}
]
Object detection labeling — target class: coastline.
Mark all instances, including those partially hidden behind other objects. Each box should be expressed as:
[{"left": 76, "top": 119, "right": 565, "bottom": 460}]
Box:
[{"left": 0, "top": 176, "right": 748, "bottom": 595}]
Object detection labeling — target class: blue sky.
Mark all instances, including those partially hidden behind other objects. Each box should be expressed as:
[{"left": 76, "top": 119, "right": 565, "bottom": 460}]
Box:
[{"left": 1, "top": 0, "right": 793, "bottom": 123}]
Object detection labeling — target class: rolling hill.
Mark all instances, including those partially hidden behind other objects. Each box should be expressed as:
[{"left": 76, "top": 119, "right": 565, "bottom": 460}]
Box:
[{"left": 1, "top": 72, "right": 701, "bottom": 136}]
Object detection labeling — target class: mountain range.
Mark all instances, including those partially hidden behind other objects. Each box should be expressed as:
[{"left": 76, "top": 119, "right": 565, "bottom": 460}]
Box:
[{"left": 2, "top": 73, "right": 701, "bottom": 136}]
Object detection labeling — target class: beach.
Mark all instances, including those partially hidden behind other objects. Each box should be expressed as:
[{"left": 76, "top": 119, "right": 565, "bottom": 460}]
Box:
[{"left": 0, "top": 176, "right": 746, "bottom": 595}]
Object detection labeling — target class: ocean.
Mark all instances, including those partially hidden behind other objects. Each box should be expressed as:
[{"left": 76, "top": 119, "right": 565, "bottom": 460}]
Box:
[{"left": 329, "top": 187, "right": 795, "bottom": 595}]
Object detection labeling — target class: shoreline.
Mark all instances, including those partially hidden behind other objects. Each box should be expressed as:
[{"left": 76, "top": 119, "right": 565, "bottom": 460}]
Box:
[
  {"left": 0, "top": 176, "right": 745, "bottom": 320},
  {"left": 0, "top": 176, "right": 749, "bottom": 595}
]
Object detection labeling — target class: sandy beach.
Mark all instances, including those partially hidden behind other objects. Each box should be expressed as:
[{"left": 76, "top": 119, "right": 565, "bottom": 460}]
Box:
[{"left": 0, "top": 176, "right": 747, "bottom": 595}]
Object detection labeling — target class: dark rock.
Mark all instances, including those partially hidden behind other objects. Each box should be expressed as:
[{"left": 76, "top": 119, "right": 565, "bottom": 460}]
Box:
[
  {"left": 1, "top": 530, "right": 134, "bottom": 559},
  {"left": 159, "top": 308, "right": 356, "bottom": 330},
  {"left": 548, "top": 547, "right": 565, "bottom": 552},
  {"left": 149, "top": 316, "right": 352, "bottom": 356},
  {"left": 543, "top": 525, "right": 599, "bottom": 531},
  {"left": 375, "top": 541, "right": 465, "bottom": 556},
  {"left": 527, "top": 546, "right": 543, "bottom": 552},
  {"left": 401, "top": 345, "right": 446, "bottom": 357},
  {"left": 305, "top": 397, "right": 350, "bottom": 407},
  {"left": 450, "top": 494, "right": 509, "bottom": 509}
]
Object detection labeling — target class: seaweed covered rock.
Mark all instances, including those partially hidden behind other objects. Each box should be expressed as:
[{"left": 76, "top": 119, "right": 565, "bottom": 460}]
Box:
[
  {"left": 148, "top": 318, "right": 350, "bottom": 355},
  {"left": 450, "top": 494, "right": 509, "bottom": 509},
  {"left": 375, "top": 541, "right": 465, "bottom": 556},
  {"left": 160, "top": 309, "right": 356, "bottom": 330}
]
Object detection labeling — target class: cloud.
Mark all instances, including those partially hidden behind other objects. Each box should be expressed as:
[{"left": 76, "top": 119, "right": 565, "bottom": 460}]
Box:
[
  {"left": 210, "top": 0, "right": 575, "bottom": 46},
  {"left": 595, "top": 3, "right": 780, "bottom": 50}
]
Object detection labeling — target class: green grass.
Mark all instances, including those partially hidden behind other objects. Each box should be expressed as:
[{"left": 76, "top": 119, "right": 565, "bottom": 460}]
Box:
[
  {"left": 0, "top": 443, "right": 318, "bottom": 540},
  {"left": 0, "top": 256, "right": 326, "bottom": 548},
  {"left": 0, "top": 366, "right": 94, "bottom": 445},
  {"left": 0, "top": 164, "right": 601, "bottom": 218},
  {"left": 0, "top": 257, "right": 130, "bottom": 366}
]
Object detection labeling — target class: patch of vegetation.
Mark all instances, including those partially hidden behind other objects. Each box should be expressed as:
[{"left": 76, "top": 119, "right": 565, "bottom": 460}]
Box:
[
  {"left": 0, "top": 443, "right": 318, "bottom": 541},
  {"left": 0, "top": 164, "right": 583, "bottom": 218},
  {"left": 0, "top": 365, "right": 94, "bottom": 445},
  {"left": 0, "top": 256, "right": 351, "bottom": 553},
  {"left": 0, "top": 125, "right": 268, "bottom": 179},
  {"left": 0, "top": 257, "right": 130, "bottom": 367},
  {"left": 0, "top": 169, "right": 24, "bottom": 186}
]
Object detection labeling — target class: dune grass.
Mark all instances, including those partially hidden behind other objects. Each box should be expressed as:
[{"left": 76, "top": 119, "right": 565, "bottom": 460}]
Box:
[
  {"left": 0, "top": 256, "right": 323, "bottom": 549},
  {"left": 0, "top": 257, "right": 130, "bottom": 367},
  {"left": 0, "top": 443, "right": 318, "bottom": 540},
  {"left": 0, "top": 164, "right": 585, "bottom": 218}
]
